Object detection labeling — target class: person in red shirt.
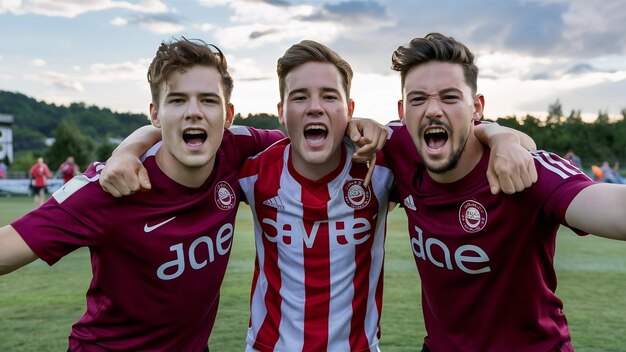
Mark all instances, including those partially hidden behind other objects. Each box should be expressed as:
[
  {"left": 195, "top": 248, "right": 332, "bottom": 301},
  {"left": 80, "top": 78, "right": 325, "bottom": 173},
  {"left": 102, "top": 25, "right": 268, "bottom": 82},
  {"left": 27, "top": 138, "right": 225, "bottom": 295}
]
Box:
[
  {"left": 29, "top": 157, "right": 52, "bottom": 207},
  {"left": 56, "top": 156, "right": 80, "bottom": 184}
]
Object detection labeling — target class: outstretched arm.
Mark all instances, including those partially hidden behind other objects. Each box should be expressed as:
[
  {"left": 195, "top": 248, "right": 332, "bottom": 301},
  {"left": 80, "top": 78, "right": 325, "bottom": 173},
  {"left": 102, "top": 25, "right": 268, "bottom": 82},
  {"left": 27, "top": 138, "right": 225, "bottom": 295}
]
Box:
[
  {"left": 99, "top": 125, "right": 161, "bottom": 197},
  {"left": 566, "top": 183, "right": 626, "bottom": 240},
  {"left": 475, "top": 123, "right": 538, "bottom": 195},
  {"left": 0, "top": 225, "right": 38, "bottom": 275}
]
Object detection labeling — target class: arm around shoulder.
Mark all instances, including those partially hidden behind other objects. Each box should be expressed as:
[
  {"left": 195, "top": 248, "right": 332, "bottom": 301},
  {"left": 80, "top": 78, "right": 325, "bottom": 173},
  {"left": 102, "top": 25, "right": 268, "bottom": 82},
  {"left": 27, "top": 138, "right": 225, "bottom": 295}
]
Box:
[
  {"left": 0, "top": 225, "right": 39, "bottom": 275},
  {"left": 565, "top": 183, "right": 626, "bottom": 240}
]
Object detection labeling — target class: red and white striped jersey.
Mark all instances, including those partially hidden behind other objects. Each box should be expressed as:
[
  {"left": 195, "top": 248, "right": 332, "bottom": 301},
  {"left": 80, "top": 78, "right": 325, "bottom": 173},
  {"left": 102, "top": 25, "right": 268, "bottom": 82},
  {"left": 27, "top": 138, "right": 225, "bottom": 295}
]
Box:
[{"left": 240, "top": 138, "right": 394, "bottom": 352}]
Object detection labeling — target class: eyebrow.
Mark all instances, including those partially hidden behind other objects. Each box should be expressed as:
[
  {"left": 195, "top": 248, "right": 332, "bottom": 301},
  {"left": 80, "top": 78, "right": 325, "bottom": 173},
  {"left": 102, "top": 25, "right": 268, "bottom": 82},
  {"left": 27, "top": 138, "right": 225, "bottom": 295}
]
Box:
[
  {"left": 406, "top": 87, "right": 463, "bottom": 97},
  {"left": 287, "top": 87, "right": 341, "bottom": 97},
  {"left": 165, "top": 92, "right": 222, "bottom": 100}
]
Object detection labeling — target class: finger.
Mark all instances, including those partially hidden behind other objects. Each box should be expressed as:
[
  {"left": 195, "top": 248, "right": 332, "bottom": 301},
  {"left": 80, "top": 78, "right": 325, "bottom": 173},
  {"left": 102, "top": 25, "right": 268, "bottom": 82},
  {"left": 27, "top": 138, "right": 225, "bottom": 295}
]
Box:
[
  {"left": 499, "top": 175, "right": 516, "bottom": 194},
  {"left": 486, "top": 168, "right": 501, "bottom": 195},
  {"left": 528, "top": 159, "right": 538, "bottom": 183},
  {"left": 124, "top": 171, "right": 141, "bottom": 193},
  {"left": 137, "top": 167, "right": 152, "bottom": 191},
  {"left": 348, "top": 121, "right": 364, "bottom": 143},
  {"left": 363, "top": 155, "right": 376, "bottom": 188},
  {"left": 101, "top": 180, "right": 122, "bottom": 198}
]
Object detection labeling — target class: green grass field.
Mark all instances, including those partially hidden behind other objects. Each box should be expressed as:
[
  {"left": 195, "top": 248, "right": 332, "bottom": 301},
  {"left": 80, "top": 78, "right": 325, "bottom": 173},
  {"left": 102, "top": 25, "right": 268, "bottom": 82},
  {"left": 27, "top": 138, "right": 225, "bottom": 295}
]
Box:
[{"left": 1, "top": 196, "right": 625, "bottom": 351}]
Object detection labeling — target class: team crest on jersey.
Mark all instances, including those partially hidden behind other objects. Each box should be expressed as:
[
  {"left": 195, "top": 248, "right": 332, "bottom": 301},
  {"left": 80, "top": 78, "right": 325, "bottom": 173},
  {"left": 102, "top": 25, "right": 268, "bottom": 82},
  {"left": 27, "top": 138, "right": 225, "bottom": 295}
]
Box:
[
  {"left": 459, "top": 200, "right": 487, "bottom": 233},
  {"left": 214, "top": 181, "right": 236, "bottom": 210},
  {"left": 343, "top": 179, "right": 371, "bottom": 209}
]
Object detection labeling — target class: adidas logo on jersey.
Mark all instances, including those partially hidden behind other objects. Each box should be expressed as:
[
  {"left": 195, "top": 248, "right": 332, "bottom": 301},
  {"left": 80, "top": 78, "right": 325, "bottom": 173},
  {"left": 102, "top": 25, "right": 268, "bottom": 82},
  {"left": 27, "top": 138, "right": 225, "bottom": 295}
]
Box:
[
  {"left": 404, "top": 195, "right": 416, "bottom": 211},
  {"left": 263, "top": 196, "right": 284, "bottom": 210}
]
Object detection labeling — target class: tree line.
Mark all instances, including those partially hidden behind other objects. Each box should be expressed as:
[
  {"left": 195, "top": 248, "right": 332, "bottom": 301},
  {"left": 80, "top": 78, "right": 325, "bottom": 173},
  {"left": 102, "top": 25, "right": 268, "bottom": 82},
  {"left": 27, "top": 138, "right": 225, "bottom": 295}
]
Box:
[{"left": 0, "top": 90, "right": 623, "bottom": 173}]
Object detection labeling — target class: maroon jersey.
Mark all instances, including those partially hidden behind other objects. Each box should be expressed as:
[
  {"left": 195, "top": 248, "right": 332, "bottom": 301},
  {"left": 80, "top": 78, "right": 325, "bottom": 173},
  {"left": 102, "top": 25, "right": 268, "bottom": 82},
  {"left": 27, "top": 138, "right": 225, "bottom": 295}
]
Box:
[
  {"left": 12, "top": 126, "right": 282, "bottom": 351},
  {"left": 384, "top": 123, "right": 595, "bottom": 352},
  {"left": 240, "top": 138, "right": 395, "bottom": 352}
]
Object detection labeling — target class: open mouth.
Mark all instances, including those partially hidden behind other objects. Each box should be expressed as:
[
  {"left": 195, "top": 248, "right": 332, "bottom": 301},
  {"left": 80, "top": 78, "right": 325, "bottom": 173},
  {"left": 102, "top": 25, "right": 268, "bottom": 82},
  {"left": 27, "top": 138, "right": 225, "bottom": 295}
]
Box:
[
  {"left": 182, "top": 129, "right": 207, "bottom": 146},
  {"left": 304, "top": 124, "right": 328, "bottom": 143},
  {"left": 424, "top": 126, "right": 448, "bottom": 150}
]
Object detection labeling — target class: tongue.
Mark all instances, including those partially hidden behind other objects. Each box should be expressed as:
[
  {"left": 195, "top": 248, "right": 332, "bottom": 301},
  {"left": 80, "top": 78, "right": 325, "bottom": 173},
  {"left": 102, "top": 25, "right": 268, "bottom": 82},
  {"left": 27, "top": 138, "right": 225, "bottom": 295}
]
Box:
[
  {"left": 426, "top": 135, "right": 446, "bottom": 149},
  {"left": 186, "top": 137, "right": 204, "bottom": 146}
]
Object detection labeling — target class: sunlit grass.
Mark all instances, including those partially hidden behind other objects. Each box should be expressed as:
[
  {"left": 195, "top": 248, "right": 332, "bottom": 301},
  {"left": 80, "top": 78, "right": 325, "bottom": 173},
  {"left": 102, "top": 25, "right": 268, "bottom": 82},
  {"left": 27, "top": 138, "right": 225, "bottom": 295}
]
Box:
[{"left": 1, "top": 197, "right": 625, "bottom": 351}]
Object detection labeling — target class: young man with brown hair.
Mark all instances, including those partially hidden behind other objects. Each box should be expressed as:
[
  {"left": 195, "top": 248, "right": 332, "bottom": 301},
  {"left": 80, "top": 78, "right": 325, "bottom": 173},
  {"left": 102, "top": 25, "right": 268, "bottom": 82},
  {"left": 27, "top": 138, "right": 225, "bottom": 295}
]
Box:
[{"left": 0, "top": 38, "right": 283, "bottom": 351}]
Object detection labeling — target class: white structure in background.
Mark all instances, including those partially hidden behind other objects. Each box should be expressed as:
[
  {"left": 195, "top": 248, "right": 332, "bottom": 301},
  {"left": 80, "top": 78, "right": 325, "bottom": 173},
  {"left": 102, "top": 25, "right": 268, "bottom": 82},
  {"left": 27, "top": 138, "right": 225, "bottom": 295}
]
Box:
[{"left": 0, "top": 113, "right": 13, "bottom": 164}]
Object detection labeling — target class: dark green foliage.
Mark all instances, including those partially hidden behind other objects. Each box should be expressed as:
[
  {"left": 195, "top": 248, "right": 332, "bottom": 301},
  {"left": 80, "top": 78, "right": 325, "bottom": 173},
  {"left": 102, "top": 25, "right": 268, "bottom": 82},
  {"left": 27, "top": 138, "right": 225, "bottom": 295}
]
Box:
[
  {"left": 44, "top": 119, "right": 94, "bottom": 171},
  {"left": 0, "top": 90, "right": 149, "bottom": 161},
  {"left": 233, "top": 113, "right": 286, "bottom": 133},
  {"left": 491, "top": 100, "right": 625, "bottom": 168}
]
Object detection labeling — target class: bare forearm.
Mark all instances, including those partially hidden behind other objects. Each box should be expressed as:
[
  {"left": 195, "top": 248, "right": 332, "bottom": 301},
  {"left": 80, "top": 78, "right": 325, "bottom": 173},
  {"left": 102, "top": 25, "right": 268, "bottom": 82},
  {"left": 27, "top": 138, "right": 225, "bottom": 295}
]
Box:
[
  {"left": 475, "top": 123, "right": 537, "bottom": 151},
  {"left": 112, "top": 125, "right": 162, "bottom": 157},
  {"left": 0, "top": 225, "right": 38, "bottom": 275}
]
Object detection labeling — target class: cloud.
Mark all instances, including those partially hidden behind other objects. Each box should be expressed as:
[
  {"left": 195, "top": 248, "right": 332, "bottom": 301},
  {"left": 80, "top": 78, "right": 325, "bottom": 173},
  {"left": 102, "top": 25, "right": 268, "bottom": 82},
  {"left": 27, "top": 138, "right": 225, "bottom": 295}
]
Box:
[
  {"left": 195, "top": 23, "right": 215, "bottom": 32},
  {"left": 54, "top": 80, "right": 85, "bottom": 92},
  {"left": 0, "top": 0, "right": 170, "bottom": 18},
  {"left": 25, "top": 70, "right": 84, "bottom": 92},
  {"left": 30, "top": 58, "right": 46, "bottom": 67},
  {"left": 302, "top": 0, "right": 391, "bottom": 24},
  {"left": 227, "top": 56, "right": 273, "bottom": 81},
  {"left": 202, "top": 0, "right": 392, "bottom": 50},
  {"left": 87, "top": 60, "right": 150, "bottom": 82},
  {"left": 110, "top": 14, "right": 185, "bottom": 34}
]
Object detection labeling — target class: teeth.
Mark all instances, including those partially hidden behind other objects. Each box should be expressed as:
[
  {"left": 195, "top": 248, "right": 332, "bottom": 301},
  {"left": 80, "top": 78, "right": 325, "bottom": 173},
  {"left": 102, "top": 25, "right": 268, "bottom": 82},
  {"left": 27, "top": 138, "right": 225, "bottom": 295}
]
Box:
[
  {"left": 425, "top": 127, "right": 445, "bottom": 135},
  {"left": 184, "top": 129, "right": 205, "bottom": 135},
  {"left": 305, "top": 124, "right": 327, "bottom": 132}
]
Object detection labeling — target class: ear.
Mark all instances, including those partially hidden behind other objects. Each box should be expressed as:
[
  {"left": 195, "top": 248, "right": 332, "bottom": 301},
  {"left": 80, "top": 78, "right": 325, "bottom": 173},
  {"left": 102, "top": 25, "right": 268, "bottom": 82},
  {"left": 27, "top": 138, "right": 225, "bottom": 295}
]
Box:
[
  {"left": 347, "top": 99, "right": 355, "bottom": 121},
  {"left": 149, "top": 103, "right": 161, "bottom": 128},
  {"left": 473, "top": 94, "right": 485, "bottom": 121},
  {"left": 225, "top": 103, "right": 234, "bottom": 128},
  {"left": 277, "top": 101, "right": 285, "bottom": 126},
  {"left": 397, "top": 99, "right": 405, "bottom": 123}
]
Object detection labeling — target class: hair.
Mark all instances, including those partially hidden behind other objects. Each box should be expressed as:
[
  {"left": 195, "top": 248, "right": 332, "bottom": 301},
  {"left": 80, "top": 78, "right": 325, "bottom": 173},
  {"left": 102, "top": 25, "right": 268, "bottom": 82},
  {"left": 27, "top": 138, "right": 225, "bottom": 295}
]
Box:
[
  {"left": 276, "top": 40, "right": 353, "bottom": 102},
  {"left": 147, "top": 37, "right": 233, "bottom": 105},
  {"left": 391, "top": 32, "right": 479, "bottom": 94}
]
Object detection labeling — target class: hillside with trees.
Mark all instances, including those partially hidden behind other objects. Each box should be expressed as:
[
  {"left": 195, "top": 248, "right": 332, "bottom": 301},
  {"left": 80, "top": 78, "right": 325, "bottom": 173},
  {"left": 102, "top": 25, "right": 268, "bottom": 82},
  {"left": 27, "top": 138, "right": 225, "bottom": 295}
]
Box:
[{"left": 0, "top": 90, "right": 623, "bottom": 173}]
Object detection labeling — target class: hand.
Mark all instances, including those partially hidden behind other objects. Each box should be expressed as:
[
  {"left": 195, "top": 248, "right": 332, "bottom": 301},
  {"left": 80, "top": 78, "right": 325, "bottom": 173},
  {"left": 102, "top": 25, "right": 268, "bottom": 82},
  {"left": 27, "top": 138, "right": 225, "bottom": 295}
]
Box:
[
  {"left": 347, "top": 118, "right": 387, "bottom": 187},
  {"left": 99, "top": 153, "right": 151, "bottom": 197},
  {"left": 347, "top": 118, "right": 387, "bottom": 163},
  {"left": 486, "top": 134, "right": 538, "bottom": 195}
]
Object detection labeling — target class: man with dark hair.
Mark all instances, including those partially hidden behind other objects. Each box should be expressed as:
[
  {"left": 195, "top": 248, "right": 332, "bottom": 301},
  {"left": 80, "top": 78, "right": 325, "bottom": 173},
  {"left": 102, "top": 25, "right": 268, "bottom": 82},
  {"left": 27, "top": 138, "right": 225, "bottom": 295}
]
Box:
[
  {"left": 0, "top": 38, "right": 284, "bottom": 351},
  {"left": 384, "top": 32, "right": 626, "bottom": 351}
]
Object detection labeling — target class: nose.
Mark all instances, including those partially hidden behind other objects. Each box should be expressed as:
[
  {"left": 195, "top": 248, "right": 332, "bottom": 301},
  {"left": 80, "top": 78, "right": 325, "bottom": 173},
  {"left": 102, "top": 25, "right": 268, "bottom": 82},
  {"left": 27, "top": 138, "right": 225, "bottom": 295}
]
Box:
[
  {"left": 185, "top": 101, "right": 203, "bottom": 120},
  {"left": 424, "top": 95, "right": 443, "bottom": 119},
  {"left": 306, "top": 96, "right": 323, "bottom": 117}
]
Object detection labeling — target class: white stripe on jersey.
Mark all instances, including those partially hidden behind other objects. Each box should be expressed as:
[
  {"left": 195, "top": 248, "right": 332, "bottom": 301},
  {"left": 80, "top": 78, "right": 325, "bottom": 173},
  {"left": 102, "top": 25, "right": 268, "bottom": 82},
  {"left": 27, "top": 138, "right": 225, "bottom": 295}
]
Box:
[
  {"left": 273, "top": 153, "right": 306, "bottom": 350},
  {"left": 229, "top": 125, "right": 253, "bottom": 136},
  {"left": 533, "top": 150, "right": 590, "bottom": 180}
]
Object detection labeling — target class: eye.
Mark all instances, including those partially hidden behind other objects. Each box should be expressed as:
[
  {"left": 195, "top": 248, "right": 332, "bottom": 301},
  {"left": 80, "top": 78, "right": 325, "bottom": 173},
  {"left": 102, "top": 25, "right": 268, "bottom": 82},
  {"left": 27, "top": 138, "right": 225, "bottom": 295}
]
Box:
[
  {"left": 169, "top": 98, "right": 185, "bottom": 104},
  {"left": 202, "top": 97, "right": 219, "bottom": 105},
  {"left": 410, "top": 96, "right": 427, "bottom": 106},
  {"left": 323, "top": 94, "right": 338, "bottom": 101},
  {"left": 441, "top": 95, "right": 461, "bottom": 103},
  {"left": 291, "top": 95, "right": 306, "bottom": 102}
]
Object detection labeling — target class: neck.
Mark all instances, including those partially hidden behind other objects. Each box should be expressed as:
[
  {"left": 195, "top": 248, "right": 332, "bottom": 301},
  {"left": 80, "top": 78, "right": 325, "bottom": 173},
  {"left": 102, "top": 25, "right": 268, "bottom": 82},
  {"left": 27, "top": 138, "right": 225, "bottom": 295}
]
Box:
[
  {"left": 155, "top": 148, "right": 215, "bottom": 188},
  {"left": 290, "top": 144, "right": 344, "bottom": 181},
  {"left": 427, "top": 135, "right": 484, "bottom": 183}
]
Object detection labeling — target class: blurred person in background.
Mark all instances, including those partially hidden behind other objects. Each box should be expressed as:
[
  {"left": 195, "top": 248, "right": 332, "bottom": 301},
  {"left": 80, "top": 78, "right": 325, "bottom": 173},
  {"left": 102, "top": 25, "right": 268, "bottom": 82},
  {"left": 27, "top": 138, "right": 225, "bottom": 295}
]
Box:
[
  {"left": 56, "top": 156, "right": 80, "bottom": 184},
  {"left": 29, "top": 157, "right": 52, "bottom": 207}
]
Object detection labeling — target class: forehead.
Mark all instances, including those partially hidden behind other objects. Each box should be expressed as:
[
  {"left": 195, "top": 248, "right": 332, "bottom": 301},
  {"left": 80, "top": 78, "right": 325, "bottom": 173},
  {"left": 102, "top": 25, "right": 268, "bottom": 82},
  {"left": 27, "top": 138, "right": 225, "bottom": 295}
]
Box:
[
  {"left": 160, "top": 65, "right": 224, "bottom": 97},
  {"left": 403, "top": 61, "right": 469, "bottom": 94},
  {"left": 284, "top": 62, "right": 345, "bottom": 94}
]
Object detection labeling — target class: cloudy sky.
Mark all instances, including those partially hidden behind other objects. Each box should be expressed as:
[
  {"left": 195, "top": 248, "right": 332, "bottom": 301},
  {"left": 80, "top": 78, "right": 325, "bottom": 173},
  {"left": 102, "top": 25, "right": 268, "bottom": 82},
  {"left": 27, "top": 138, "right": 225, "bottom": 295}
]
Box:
[{"left": 1, "top": 0, "right": 625, "bottom": 124}]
